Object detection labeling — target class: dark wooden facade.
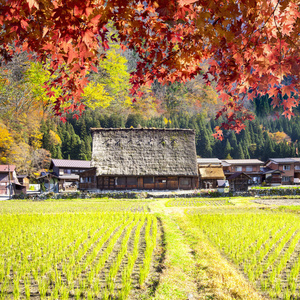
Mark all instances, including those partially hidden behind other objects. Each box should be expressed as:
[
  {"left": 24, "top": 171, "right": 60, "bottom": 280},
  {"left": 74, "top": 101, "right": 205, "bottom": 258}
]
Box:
[
  {"left": 228, "top": 172, "right": 251, "bottom": 192},
  {"left": 79, "top": 168, "right": 198, "bottom": 191},
  {"left": 17, "top": 175, "right": 30, "bottom": 191}
]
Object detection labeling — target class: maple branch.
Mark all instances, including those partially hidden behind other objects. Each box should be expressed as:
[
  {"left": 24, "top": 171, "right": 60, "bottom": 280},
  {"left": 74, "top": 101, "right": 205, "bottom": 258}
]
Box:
[
  {"left": 239, "top": 0, "right": 281, "bottom": 59},
  {"left": 273, "top": 12, "right": 282, "bottom": 66}
]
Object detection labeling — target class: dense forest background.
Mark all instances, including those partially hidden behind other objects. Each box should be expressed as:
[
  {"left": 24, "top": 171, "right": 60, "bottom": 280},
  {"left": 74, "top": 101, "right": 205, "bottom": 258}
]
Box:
[
  {"left": 40, "top": 104, "right": 300, "bottom": 165},
  {"left": 1, "top": 47, "right": 300, "bottom": 176}
]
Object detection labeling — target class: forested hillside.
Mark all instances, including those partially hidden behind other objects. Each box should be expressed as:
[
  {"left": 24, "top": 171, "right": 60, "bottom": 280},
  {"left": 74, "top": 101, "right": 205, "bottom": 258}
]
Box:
[
  {"left": 1, "top": 51, "right": 300, "bottom": 176},
  {"left": 40, "top": 108, "right": 300, "bottom": 165}
]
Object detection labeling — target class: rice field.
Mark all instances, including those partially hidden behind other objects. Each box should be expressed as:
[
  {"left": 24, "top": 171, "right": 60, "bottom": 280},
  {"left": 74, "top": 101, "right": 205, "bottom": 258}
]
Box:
[
  {"left": 0, "top": 199, "right": 149, "bottom": 214},
  {"left": 4, "top": 196, "right": 300, "bottom": 299},
  {"left": 0, "top": 204, "right": 158, "bottom": 299},
  {"left": 189, "top": 211, "right": 300, "bottom": 299},
  {"left": 165, "top": 197, "right": 232, "bottom": 207}
]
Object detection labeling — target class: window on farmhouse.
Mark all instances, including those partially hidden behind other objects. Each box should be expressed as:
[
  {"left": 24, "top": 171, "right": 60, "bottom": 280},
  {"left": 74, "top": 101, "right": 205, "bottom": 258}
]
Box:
[
  {"left": 127, "top": 177, "right": 138, "bottom": 185},
  {"left": 116, "top": 177, "right": 126, "bottom": 185},
  {"left": 144, "top": 177, "right": 154, "bottom": 184},
  {"left": 282, "top": 176, "right": 290, "bottom": 182},
  {"left": 246, "top": 166, "right": 253, "bottom": 172},
  {"left": 236, "top": 166, "right": 242, "bottom": 172},
  {"left": 179, "top": 178, "right": 191, "bottom": 186},
  {"left": 157, "top": 178, "right": 166, "bottom": 183},
  {"left": 283, "top": 165, "right": 291, "bottom": 170}
]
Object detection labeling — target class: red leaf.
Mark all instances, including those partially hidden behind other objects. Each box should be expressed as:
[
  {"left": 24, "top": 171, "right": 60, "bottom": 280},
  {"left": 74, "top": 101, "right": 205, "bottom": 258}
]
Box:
[
  {"left": 90, "top": 64, "right": 98, "bottom": 73},
  {"left": 47, "top": 91, "right": 55, "bottom": 98},
  {"left": 281, "top": 85, "right": 296, "bottom": 98},
  {"left": 212, "top": 128, "right": 223, "bottom": 141}
]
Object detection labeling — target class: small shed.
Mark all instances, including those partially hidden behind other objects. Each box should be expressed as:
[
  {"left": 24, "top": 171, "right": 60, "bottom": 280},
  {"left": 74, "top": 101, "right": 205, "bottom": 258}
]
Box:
[
  {"left": 12, "top": 183, "right": 27, "bottom": 196},
  {"left": 198, "top": 165, "right": 225, "bottom": 189},
  {"left": 227, "top": 172, "right": 251, "bottom": 192},
  {"left": 17, "top": 175, "right": 30, "bottom": 191},
  {"left": 37, "top": 173, "right": 60, "bottom": 193}
]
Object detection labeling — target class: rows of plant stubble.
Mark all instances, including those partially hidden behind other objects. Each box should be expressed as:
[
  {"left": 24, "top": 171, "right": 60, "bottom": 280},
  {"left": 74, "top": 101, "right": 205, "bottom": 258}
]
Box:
[
  {"left": 189, "top": 212, "right": 300, "bottom": 299},
  {"left": 0, "top": 199, "right": 149, "bottom": 214},
  {"left": 166, "top": 198, "right": 231, "bottom": 207},
  {"left": 0, "top": 211, "right": 157, "bottom": 299}
]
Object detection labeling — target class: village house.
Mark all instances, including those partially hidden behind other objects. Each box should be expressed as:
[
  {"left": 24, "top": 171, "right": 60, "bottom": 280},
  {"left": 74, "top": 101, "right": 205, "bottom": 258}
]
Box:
[
  {"left": 197, "top": 158, "right": 225, "bottom": 189},
  {"left": 0, "top": 165, "right": 25, "bottom": 196},
  {"left": 50, "top": 159, "right": 91, "bottom": 191},
  {"left": 222, "top": 159, "right": 264, "bottom": 185},
  {"left": 79, "top": 128, "right": 198, "bottom": 191},
  {"left": 264, "top": 158, "right": 299, "bottom": 185},
  {"left": 260, "top": 167, "right": 283, "bottom": 186},
  {"left": 292, "top": 158, "right": 300, "bottom": 184}
]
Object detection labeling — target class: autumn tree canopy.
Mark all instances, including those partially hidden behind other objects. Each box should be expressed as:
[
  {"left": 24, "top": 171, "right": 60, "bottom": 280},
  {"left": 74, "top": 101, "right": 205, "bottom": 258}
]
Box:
[{"left": 1, "top": 0, "right": 300, "bottom": 138}]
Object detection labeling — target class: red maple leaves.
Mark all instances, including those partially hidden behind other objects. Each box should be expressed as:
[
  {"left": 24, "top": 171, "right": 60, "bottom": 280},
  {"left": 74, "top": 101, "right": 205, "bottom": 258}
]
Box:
[{"left": 1, "top": 0, "right": 300, "bottom": 138}]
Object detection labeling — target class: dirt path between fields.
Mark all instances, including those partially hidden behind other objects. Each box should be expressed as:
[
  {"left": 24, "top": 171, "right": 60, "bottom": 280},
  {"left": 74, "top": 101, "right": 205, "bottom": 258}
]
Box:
[{"left": 251, "top": 199, "right": 300, "bottom": 206}]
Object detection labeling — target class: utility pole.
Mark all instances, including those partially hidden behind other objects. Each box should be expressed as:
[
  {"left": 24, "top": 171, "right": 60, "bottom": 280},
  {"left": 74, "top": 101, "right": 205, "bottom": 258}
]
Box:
[{"left": 8, "top": 164, "right": 11, "bottom": 200}]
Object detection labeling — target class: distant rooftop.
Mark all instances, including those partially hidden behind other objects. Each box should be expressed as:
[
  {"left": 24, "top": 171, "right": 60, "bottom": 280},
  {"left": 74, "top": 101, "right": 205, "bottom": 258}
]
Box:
[
  {"left": 227, "top": 172, "right": 252, "bottom": 180},
  {"left": 261, "top": 167, "right": 283, "bottom": 174},
  {"left": 197, "top": 158, "right": 222, "bottom": 165},
  {"left": 267, "top": 158, "right": 297, "bottom": 164},
  {"left": 50, "top": 159, "right": 91, "bottom": 169},
  {"left": 222, "top": 159, "right": 264, "bottom": 165},
  {"left": 90, "top": 128, "right": 194, "bottom": 133},
  {"left": 0, "top": 165, "right": 16, "bottom": 172}
]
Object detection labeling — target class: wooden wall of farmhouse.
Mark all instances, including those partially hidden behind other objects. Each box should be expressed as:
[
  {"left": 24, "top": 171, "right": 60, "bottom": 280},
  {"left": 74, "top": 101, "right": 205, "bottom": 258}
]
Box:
[
  {"left": 79, "top": 169, "right": 97, "bottom": 190},
  {"left": 79, "top": 175, "right": 198, "bottom": 190}
]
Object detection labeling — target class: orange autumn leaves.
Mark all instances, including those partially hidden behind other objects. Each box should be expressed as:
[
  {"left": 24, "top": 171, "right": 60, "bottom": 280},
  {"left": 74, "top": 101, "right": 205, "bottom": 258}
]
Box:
[{"left": 1, "top": 0, "right": 300, "bottom": 137}]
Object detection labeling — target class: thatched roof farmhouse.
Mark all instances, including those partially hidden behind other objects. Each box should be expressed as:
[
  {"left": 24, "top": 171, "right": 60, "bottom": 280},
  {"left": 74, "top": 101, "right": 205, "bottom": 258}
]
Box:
[{"left": 80, "top": 128, "right": 198, "bottom": 190}]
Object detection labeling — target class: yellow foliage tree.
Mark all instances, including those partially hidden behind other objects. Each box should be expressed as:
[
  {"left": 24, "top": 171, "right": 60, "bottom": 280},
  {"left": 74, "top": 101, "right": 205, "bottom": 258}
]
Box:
[
  {"left": 0, "top": 123, "right": 13, "bottom": 163},
  {"left": 268, "top": 131, "right": 291, "bottom": 144},
  {"left": 49, "top": 130, "right": 62, "bottom": 146},
  {"left": 8, "top": 142, "right": 32, "bottom": 175}
]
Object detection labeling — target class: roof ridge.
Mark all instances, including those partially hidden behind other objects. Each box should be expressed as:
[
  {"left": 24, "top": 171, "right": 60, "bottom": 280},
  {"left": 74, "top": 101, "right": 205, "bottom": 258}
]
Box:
[{"left": 90, "top": 128, "right": 194, "bottom": 132}]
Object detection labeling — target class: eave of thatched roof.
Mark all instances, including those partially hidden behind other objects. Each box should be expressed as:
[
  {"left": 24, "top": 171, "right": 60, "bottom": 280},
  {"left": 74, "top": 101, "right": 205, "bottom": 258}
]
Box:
[
  {"left": 199, "top": 166, "right": 225, "bottom": 179},
  {"left": 91, "top": 128, "right": 198, "bottom": 177}
]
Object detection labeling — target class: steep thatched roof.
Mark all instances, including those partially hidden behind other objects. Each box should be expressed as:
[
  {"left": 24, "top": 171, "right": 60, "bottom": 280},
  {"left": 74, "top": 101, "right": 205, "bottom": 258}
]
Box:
[
  {"left": 199, "top": 165, "right": 225, "bottom": 179},
  {"left": 91, "top": 128, "right": 198, "bottom": 176}
]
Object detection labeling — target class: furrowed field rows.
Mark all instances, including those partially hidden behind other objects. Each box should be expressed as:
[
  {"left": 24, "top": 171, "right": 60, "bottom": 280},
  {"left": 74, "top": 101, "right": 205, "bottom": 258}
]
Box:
[
  {"left": 0, "top": 200, "right": 149, "bottom": 214},
  {"left": 166, "top": 198, "right": 231, "bottom": 207},
  {"left": 189, "top": 213, "right": 300, "bottom": 299},
  {"left": 0, "top": 212, "right": 158, "bottom": 299}
]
